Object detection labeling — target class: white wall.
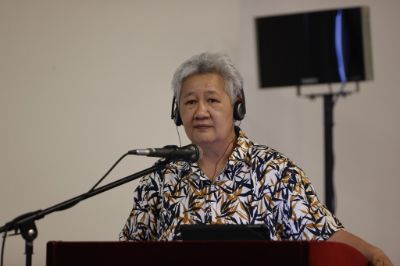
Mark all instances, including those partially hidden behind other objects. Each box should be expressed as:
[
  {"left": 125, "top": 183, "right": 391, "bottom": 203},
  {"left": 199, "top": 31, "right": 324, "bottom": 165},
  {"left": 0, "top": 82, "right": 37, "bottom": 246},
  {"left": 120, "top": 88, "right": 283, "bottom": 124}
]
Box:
[
  {"left": 0, "top": 1, "right": 240, "bottom": 265},
  {"left": 240, "top": 0, "right": 400, "bottom": 265},
  {"left": 0, "top": 0, "right": 399, "bottom": 265}
]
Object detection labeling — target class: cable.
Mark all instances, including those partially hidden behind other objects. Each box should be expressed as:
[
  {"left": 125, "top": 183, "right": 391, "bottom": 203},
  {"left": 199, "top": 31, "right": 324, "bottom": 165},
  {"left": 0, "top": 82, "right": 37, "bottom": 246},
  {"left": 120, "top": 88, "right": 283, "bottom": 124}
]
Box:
[
  {"left": 335, "top": 10, "right": 347, "bottom": 84},
  {"left": 0, "top": 151, "right": 131, "bottom": 265},
  {"left": 331, "top": 109, "right": 336, "bottom": 214},
  {"left": 333, "top": 9, "right": 349, "bottom": 105},
  {"left": 1, "top": 231, "right": 7, "bottom": 266},
  {"left": 27, "top": 152, "right": 130, "bottom": 214},
  {"left": 333, "top": 82, "right": 347, "bottom": 105},
  {"left": 86, "top": 153, "right": 129, "bottom": 193},
  {"left": 212, "top": 136, "right": 237, "bottom": 179},
  {"left": 175, "top": 125, "right": 182, "bottom": 147},
  {"left": 57, "top": 152, "right": 130, "bottom": 211}
]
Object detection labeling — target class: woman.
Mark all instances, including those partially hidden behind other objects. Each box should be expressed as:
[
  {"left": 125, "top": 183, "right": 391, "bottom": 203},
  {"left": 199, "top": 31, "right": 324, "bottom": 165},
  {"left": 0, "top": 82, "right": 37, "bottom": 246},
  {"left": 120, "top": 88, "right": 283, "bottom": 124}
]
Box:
[{"left": 120, "top": 52, "right": 392, "bottom": 265}]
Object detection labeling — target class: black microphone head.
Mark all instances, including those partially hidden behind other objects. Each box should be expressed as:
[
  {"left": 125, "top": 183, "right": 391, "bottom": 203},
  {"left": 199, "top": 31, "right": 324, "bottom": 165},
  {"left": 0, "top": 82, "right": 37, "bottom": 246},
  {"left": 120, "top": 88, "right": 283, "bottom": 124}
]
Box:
[
  {"left": 183, "top": 144, "right": 202, "bottom": 163},
  {"left": 128, "top": 144, "right": 202, "bottom": 162}
]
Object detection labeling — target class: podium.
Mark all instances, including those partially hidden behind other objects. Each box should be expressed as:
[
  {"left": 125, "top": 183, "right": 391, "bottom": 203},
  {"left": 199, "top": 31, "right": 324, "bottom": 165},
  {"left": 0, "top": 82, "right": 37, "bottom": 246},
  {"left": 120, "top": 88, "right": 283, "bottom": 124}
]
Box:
[{"left": 47, "top": 241, "right": 367, "bottom": 266}]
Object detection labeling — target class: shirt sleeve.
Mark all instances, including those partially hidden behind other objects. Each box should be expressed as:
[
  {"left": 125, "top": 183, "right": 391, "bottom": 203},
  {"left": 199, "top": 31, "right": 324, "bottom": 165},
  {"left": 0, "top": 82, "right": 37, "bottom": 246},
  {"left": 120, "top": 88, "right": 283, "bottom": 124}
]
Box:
[
  {"left": 277, "top": 160, "right": 344, "bottom": 240},
  {"left": 119, "top": 172, "right": 162, "bottom": 241}
]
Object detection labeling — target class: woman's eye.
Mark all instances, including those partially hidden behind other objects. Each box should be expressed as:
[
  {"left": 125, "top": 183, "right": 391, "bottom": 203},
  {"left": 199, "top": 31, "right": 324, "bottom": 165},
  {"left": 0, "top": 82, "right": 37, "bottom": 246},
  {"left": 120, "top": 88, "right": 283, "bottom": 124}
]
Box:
[
  {"left": 208, "top": 98, "right": 219, "bottom": 103},
  {"left": 185, "top": 100, "right": 196, "bottom": 105}
]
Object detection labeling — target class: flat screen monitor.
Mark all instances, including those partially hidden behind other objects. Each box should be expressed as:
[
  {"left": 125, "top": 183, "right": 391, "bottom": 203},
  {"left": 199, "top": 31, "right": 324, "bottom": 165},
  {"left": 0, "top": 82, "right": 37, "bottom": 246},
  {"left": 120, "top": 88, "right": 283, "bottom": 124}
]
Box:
[{"left": 255, "top": 6, "right": 373, "bottom": 88}]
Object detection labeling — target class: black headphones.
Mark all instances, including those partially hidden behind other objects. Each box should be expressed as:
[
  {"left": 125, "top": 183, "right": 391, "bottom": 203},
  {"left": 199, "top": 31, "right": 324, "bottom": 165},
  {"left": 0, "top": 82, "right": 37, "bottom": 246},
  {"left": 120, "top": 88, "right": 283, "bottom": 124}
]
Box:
[{"left": 170, "top": 88, "right": 246, "bottom": 126}]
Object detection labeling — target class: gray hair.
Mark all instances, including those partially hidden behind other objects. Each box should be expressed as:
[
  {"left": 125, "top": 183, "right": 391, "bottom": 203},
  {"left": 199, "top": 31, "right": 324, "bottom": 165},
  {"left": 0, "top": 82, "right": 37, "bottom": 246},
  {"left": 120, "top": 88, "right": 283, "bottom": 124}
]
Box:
[{"left": 171, "top": 52, "right": 243, "bottom": 103}]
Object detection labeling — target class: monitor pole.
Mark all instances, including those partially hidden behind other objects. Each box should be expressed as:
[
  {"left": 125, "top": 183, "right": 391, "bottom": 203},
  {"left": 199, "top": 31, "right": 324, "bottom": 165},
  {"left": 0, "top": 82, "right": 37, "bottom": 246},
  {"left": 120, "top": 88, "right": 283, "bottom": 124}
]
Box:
[
  {"left": 324, "top": 94, "right": 335, "bottom": 213},
  {"left": 297, "top": 83, "right": 359, "bottom": 214}
]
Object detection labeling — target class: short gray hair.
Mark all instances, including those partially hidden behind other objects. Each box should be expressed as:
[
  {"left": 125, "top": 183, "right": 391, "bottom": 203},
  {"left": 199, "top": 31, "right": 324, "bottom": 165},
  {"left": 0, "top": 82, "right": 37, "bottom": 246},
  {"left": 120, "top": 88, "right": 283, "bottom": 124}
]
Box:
[{"left": 171, "top": 52, "right": 243, "bottom": 102}]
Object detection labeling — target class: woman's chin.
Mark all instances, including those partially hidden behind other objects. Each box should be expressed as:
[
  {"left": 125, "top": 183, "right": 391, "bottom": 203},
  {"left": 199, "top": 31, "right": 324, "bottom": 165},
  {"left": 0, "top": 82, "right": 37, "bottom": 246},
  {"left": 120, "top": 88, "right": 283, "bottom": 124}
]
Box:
[{"left": 190, "top": 136, "right": 216, "bottom": 147}]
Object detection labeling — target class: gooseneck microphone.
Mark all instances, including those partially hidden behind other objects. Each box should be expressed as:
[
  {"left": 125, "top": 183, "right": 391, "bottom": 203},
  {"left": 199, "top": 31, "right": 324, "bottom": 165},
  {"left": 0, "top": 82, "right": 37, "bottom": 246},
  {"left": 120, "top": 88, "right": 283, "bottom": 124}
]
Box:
[{"left": 128, "top": 144, "right": 201, "bottom": 163}]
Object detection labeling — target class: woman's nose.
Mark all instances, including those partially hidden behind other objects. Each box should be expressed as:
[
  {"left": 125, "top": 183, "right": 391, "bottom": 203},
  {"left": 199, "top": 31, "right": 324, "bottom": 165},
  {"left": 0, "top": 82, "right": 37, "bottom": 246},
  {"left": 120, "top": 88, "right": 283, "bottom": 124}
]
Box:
[{"left": 194, "top": 101, "right": 210, "bottom": 119}]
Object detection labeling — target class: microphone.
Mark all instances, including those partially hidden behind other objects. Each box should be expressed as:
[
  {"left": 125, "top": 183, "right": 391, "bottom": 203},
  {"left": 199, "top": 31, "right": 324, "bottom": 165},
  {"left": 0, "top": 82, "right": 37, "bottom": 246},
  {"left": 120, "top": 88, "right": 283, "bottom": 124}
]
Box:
[{"left": 128, "top": 144, "right": 201, "bottom": 163}]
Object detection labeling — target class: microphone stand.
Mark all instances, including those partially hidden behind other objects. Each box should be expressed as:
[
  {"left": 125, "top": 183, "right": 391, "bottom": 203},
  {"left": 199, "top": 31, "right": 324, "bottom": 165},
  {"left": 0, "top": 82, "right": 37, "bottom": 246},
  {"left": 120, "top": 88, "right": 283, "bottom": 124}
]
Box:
[{"left": 0, "top": 159, "right": 170, "bottom": 266}]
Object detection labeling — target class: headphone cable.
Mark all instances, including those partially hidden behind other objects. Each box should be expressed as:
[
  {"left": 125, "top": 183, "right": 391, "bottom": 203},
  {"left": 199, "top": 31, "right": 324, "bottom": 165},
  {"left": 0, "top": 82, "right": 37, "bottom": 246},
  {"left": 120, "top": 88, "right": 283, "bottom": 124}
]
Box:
[{"left": 175, "top": 125, "right": 182, "bottom": 147}]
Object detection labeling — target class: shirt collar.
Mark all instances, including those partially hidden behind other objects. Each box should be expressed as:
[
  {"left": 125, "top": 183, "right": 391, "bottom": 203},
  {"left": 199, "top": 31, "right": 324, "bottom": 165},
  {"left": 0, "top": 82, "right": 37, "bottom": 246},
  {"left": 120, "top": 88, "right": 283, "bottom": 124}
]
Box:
[
  {"left": 172, "top": 127, "right": 253, "bottom": 181},
  {"left": 228, "top": 127, "right": 252, "bottom": 167}
]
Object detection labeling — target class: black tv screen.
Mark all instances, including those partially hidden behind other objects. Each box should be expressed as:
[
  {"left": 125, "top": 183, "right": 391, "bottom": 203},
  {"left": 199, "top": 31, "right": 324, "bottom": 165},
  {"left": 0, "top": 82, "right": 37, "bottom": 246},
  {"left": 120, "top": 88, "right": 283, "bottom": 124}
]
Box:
[{"left": 255, "top": 7, "right": 373, "bottom": 88}]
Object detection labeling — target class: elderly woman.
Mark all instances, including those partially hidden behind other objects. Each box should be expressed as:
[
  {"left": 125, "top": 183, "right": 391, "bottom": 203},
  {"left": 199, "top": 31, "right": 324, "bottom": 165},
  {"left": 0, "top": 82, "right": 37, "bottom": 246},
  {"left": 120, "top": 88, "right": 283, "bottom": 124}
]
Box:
[{"left": 120, "top": 52, "right": 392, "bottom": 266}]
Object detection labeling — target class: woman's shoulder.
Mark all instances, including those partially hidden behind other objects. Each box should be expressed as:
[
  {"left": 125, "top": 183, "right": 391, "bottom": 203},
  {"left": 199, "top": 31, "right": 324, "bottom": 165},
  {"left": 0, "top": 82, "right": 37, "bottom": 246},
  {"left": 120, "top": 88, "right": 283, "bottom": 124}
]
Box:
[
  {"left": 245, "top": 138, "right": 291, "bottom": 166},
  {"left": 238, "top": 128, "right": 290, "bottom": 163}
]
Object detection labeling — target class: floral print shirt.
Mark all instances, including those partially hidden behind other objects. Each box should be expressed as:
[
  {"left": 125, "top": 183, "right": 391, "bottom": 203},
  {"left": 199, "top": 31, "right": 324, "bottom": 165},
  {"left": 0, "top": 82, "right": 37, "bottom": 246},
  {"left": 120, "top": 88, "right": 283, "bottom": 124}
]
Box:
[{"left": 120, "top": 129, "right": 343, "bottom": 241}]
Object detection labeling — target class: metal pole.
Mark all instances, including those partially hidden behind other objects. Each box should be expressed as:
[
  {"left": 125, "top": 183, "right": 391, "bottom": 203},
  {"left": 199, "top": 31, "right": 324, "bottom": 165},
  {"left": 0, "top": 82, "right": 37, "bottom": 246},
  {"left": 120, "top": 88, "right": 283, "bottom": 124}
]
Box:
[{"left": 323, "top": 94, "right": 335, "bottom": 213}]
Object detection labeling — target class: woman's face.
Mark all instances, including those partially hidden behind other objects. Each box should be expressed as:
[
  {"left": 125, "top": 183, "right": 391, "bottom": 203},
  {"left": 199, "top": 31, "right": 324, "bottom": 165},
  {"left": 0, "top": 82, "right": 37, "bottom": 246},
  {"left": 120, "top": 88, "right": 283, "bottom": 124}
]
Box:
[{"left": 179, "top": 73, "right": 236, "bottom": 149}]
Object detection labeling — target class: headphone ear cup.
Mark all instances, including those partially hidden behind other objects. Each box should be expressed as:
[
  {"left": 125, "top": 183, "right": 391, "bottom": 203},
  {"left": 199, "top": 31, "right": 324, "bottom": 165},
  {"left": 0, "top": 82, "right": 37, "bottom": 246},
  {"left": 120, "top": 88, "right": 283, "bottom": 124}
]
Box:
[
  {"left": 173, "top": 106, "right": 182, "bottom": 126},
  {"left": 171, "top": 96, "right": 183, "bottom": 126},
  {"left": 233, "top": 100, "right": 246, "bottom": 121}
]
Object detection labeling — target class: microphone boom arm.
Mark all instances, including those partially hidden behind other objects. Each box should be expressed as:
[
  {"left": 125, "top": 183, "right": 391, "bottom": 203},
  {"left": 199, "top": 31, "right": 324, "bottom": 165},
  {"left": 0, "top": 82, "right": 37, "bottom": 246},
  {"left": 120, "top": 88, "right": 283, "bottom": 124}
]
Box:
[{"left": 0, "top": 159, "right": 170, "bottom": 266}]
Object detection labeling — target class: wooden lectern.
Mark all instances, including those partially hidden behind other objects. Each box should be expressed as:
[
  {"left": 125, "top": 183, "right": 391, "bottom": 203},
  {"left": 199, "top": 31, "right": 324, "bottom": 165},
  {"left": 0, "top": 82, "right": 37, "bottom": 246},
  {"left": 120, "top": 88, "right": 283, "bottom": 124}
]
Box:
[{"left": 47, "top": 241, "right": 367, "bottom": 266}]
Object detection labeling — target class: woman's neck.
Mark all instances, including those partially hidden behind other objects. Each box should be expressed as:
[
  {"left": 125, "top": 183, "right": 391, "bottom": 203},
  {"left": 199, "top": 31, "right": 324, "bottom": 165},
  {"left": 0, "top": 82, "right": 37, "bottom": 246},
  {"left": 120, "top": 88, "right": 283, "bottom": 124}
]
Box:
[{"left": 197, "top": 134, "right": 237, "bottom": 180}]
